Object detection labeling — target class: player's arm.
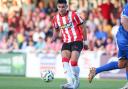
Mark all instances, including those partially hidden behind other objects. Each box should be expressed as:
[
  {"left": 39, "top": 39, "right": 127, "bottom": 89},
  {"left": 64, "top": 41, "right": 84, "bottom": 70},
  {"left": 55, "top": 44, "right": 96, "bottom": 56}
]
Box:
[
  {"left": 52, "top": 28, "right": 60, "bottom": 41},
  {"left": 74, "top": 12, "right": 87, "bottom": 41},
  {"left": 121, "top": 15, "right": 128, "bottom": 31},
  {"left": 74, "top": 11, "right": 88, "bottom": 47},
  {"left": 52, "top": 18, "right": 60, "bottom": 41},
  {"left": 80, "top": 22, "right": 88, "bottom": 50},
  {"left": 79, "top": 22, "right": 87, "bottom": 41}
]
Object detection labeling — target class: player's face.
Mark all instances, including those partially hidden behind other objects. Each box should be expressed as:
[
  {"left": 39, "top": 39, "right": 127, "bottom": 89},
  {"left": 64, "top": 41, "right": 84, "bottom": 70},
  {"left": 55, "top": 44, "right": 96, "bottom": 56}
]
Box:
[{"left": 57, "top": 3, "right": 67, "bottom": 16}]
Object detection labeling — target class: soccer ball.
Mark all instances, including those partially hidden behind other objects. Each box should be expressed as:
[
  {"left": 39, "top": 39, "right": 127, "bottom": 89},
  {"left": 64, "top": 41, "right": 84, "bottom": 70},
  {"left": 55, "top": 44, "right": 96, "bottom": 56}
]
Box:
[{"left": 41, "top": 70, "right": 54, "bottom": 82}]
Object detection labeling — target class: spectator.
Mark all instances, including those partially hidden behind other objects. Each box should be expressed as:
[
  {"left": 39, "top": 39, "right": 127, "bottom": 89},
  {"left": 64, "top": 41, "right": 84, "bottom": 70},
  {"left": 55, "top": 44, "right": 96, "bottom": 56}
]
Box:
[
  {"left": 32, "top": 27, "right": 45, "bottom": 42},
  {"left": 54, "top": 37, "right": 62, "bottom": 54},
  {"left": 22, "top": 0, "right": 35, "bottom": 17},
  {"left": 94, "top": 39, "right": 105, "bottom": 51},
  {"left": 0, "top": 0, "right": 8, "bottom": 15},
  {"left": 9, "top": 0, "right": 21, "bottom": 14},
  {"left": 35, "top": 36, "right": 46, "bottom": 50},
  {"left": 25, "top": 40, "right": 35, "bottom": 53},
  {"left": 37, "top": 0, "right": 48, "bottom": 13},
  {"left": 95, "top": 24, "right": 108, "bottom": 41},
  {"left": 0, "top": 0, "right": 126, "bottom": 54},
  {"left": 98, "top": 0, "right": 114, "bottom": 24},
  {"left": 47, "top": 0, "right": 57, "bottom": 15},
  {"left": 17, "top": 27, "right": 25, "bottom": 48},
  {"left": 0, "top": 36, "right": 8, "bottom": 50},
  {"left": 86, "top": 12, "right": 97, "bottom": 32},
  {"left": 44, "top": 36, "right": 55, "bottom": 53},
  {"left": 102, "top": 19, "right": 112, "bottom": 37},
  {"left": 105, "top": 37, "right": 117, "bottom": 56},
  {"left": 111, "top": 0, "right": 123, "bottom": 25}
]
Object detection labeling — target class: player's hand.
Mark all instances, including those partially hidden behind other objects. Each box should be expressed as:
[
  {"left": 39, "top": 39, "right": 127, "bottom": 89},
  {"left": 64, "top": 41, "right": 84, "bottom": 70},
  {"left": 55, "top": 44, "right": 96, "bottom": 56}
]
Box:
[
  {"left": 83, "top": 44, "right": 88, "bottom": 50},
  {"left": 83, "top": 40, "right": 89, "bottom": 50}
]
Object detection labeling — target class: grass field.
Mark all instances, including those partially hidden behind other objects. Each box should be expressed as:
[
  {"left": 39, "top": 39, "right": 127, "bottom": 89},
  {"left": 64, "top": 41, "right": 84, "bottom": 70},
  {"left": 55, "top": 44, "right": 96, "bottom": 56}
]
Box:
[{"left": 0, "top": 76, "right": 126, "bottom": 89}]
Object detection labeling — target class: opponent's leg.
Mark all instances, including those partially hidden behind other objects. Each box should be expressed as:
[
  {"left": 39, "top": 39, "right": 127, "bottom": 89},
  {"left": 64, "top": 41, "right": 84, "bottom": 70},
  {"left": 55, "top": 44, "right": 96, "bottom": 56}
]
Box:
[
  {"left": 120, "top": 60, "right": 128, "bottom": 89},
  {"left": 88, "top": 57, "right": 127, "bottom": 83},
  {"left": 88, "top": 61, "right": 119, "bottom": 83}
]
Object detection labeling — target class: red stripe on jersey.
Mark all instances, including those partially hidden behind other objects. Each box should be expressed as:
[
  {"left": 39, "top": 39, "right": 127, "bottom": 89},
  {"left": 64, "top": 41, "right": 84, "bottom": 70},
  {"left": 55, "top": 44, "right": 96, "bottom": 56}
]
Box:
[
  {"left": 52, "top": 16, "right": 58, "bottom": 29},
  {"left": 52, "top": 11, "right": 84, "bottom": 43},
  {"left": 52, "top": 17, "right": 55, "bottom": 28},
  {"left": 72, "top": 11, "right": 82, "bottom": 25},
  {"left": 65, "top": 14, "right": 74, "bottom": 42},
  {"left": 59, "top": 15, "right": 68, "bottom": 42},
  {"left": 72, "top": 12, "right": 83, "bottom": 41}
]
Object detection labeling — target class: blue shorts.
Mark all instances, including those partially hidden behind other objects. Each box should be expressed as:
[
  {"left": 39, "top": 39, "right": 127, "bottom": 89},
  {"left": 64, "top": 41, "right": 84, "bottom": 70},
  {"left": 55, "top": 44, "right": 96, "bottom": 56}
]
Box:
[{"left": 116, "top": 26, "right": 128, "bottom": 59}]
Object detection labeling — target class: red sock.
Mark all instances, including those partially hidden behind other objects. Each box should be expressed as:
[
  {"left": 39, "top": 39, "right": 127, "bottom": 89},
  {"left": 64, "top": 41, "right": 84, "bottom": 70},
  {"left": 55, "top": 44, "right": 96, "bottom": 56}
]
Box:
[
  {"left": 62, "top": 57, "right": 70, "bottom": 62},
  {"left": 71, "top": 61, "right": 78, "bottom": 66}
]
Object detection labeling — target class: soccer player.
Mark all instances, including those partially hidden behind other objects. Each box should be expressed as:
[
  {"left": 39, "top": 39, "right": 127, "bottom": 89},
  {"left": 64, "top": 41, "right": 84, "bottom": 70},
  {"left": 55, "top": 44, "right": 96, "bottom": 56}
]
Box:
[
  {"left": 52, "top": 0, "right": 87, "bottom": 89},
  {"left": 88, "top": 2, "right": 128, "bottom": 89}
]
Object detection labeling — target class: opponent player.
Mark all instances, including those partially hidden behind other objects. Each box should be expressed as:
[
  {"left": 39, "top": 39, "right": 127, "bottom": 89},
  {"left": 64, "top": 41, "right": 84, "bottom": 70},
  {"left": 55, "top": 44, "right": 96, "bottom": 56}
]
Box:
[
  {"left": 52, "top": 0, "right": 87, "bottom": 89},
  {"left": 88, "top": 2, "right": 128, "bottom": 89}
]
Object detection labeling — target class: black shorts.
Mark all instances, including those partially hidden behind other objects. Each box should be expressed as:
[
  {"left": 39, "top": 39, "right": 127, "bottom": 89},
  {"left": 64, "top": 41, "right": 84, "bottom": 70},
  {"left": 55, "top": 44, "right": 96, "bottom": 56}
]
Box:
[{"left": 61, "top": 41, "right": 83, "bottom": 52}]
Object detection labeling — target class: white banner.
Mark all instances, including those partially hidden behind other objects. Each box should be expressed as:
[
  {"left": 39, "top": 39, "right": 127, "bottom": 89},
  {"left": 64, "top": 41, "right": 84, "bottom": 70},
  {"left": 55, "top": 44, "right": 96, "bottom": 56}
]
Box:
[{"left": 26, "top": 51, "right": 103, "bottom": 78}]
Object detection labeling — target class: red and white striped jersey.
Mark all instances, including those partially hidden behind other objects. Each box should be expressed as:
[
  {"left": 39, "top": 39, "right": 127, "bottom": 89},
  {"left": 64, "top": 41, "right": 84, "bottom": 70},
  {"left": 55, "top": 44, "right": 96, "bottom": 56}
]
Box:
[{"left": 52, "top": 11, "right": 84, "bottom": 43}]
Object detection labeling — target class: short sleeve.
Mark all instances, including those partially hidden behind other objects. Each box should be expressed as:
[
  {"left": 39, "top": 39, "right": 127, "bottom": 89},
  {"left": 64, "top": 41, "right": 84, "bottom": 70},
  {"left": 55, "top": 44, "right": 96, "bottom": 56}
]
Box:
[
  {"left": 121, "top": 4, "right": 128, "bottom": 18},
  {"left": 73, "top": 11, "right": 84, "bottom": 25},
  {"left": 52, "top": 17, "right": 59, "bottom": 29}
]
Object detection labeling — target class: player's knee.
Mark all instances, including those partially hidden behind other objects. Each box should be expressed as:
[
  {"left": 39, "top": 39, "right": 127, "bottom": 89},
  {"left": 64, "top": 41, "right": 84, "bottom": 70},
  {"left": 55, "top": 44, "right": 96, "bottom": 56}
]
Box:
[
  {"left": 118, "top": 58, "right": 127, "bottom": 68},
  {"left": 118, "top": 62, "right": 125, "bottom": 68}
]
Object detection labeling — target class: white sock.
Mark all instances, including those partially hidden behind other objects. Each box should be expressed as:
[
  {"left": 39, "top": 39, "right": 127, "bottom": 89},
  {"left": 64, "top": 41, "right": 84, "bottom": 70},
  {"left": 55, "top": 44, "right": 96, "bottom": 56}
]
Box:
[
  {"left": 71, "top": 66, "right": 80, "bottom": 79},
  {"left": 63, "top": 62, "right": 74, "bottom": 84}
]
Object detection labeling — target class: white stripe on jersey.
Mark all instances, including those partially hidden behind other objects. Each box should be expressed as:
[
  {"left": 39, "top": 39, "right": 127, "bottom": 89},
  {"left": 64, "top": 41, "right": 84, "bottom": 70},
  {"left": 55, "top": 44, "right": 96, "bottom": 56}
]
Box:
[
  {"left": 74, "top": 12, "right": 83, "bottom": 25},
  {"left": 68, "top": 11, "right": 77, "bottom": 41},
  {"left": 62, "top": 16, "right": 71, "bottom": 42},
  {"left": 76, "top": 12, "right": 83, "bottom": 23},
  {"left": 56, "top": 14, "right": 66, "bottom": 42}
]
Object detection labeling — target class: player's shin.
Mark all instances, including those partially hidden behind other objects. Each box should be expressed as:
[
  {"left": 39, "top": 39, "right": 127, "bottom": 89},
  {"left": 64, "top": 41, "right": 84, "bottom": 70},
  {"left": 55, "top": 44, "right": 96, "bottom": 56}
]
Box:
[
  {"left": 71, "top": 60, "right": 80, "bottom": 89},
  {"left": 96, "top": 61, "right": 119, "bottom": 74},
  {"left": 62, "top": 57, "right": 74, "bottom": 85},
  {"left": 71, "top": 61, "right": 80, "bottom": 78}
]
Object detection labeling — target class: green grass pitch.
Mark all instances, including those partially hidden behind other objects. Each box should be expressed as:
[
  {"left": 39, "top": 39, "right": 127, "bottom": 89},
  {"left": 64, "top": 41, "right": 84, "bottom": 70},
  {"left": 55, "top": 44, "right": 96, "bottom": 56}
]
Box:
[{"left": 0, "top": 76, "right": 126, "bottom": 89}]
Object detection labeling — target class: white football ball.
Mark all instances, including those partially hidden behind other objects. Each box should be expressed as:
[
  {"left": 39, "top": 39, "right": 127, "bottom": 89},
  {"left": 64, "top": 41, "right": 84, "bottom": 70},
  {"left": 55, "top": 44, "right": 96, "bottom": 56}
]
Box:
[{"left": 41, "top": 70, "right": 54, "bottom": 82}]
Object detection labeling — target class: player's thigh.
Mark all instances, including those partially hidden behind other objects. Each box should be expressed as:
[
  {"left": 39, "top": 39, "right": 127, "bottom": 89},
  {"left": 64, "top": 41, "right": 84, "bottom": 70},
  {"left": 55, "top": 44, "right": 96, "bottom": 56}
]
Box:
[
  {"left": 118, "top": 58, "right": 127, "bottom": 68},
  {"left": 70, "top": 41, "right": 83, "bottom": 61},
  {"left": 61, "top": 50, "right": 71, "bottom": 58},
  {"left": 61, "top": 43, "right": 72, "bottom": 58}
]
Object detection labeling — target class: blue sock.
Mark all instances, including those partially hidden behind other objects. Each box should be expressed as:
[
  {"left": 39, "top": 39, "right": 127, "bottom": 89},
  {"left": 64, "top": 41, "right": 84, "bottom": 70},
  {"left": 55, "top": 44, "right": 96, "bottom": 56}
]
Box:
[
  {"left": 96, "top": 61, "right": 119, "bottom": 74},
  {"left": 126, "top": 70, "right": 128, "bottom": 80}
]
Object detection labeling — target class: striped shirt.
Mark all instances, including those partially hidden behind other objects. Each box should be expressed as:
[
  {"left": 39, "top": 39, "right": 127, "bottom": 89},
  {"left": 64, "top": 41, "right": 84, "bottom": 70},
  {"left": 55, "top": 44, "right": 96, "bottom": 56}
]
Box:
[{"left": 52, "top": 11, "right": 84, "bottom": 43}]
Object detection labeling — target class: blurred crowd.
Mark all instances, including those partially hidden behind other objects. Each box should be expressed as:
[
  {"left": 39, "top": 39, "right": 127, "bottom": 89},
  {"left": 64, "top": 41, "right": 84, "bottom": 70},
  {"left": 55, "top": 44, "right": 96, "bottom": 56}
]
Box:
[{"left": 0, "top": 0, "right": 127, "bottom": 55}]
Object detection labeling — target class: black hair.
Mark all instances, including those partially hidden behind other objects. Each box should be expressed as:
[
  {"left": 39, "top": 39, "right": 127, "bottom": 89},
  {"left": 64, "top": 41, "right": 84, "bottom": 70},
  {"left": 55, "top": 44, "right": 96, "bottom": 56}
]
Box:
[{"left": 57, "top": 0, "right": 67, "bottom": 4}]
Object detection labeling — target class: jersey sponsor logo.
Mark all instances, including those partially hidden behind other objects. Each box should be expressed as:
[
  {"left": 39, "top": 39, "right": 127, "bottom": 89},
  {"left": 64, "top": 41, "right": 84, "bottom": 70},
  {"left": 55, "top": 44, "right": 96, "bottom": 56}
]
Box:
[{"left": 59, "top": 22, "right": 73, "bottom": 29}]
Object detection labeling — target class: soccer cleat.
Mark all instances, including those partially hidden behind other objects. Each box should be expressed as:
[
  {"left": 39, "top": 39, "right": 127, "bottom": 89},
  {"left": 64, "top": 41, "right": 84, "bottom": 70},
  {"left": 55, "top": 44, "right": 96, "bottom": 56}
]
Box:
[
  {"left": 73, "top": 75, "right": 80, "bottom": 89},
  {"left": 120, "top": 82, "right": 128, "bottom": 89},
  {"left": 88, "top": 67, "right": 96, "bottom": 83},
  {"left": 61, "top": 83, "right": 74, "bottom": 89}
]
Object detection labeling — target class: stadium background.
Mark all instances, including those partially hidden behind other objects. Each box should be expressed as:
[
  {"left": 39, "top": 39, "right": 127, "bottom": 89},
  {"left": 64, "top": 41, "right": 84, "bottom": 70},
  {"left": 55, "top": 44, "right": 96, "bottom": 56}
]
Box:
[{"left": 0, "top": 0, "right": 127, "bottom": 89}]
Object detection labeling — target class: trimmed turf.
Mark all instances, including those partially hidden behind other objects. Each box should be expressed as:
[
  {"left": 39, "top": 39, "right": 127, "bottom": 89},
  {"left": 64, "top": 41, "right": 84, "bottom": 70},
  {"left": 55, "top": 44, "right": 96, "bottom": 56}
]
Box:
[{"left": 0, "top": 76, "right": 126, "bottom": 89}]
